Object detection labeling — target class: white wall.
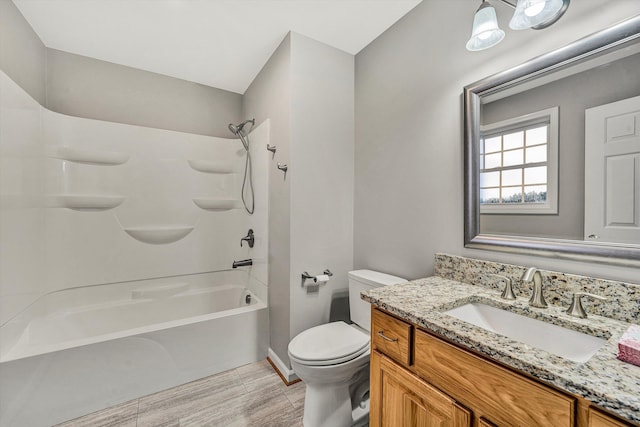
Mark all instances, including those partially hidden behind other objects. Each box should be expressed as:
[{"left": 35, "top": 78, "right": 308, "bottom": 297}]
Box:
[
  {"left": 0, "top": 71, "right": 46, "bottom": 325},
  {"left": 355, "top": 1, "right": 640, "bottom": 283}
]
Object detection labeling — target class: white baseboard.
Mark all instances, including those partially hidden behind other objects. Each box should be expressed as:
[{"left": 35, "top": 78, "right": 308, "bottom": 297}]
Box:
[{"left": 268, "top": 348, "right": 298, "bottom": 383}]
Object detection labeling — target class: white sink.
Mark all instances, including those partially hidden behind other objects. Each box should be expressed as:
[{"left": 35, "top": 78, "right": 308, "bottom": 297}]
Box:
[{"left": 443, "top": 303, "right": 608, "bottom": 363}]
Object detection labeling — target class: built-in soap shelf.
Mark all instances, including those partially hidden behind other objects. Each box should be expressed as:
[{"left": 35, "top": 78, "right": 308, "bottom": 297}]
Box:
[
  {"left": 47, "top": 146, "right": 130, "bottom": 165},
  {"left": 123, "top": 225, "right": 194, "bottom": 244},
  {"left": 192, "top": 198, "right": 239, "bottom": 211},
  {"left": 49, "top": 194, "right": 125, "bottom": 211},
  {"left": 187, "top": 159, "right": 235, "bottom": 174}
]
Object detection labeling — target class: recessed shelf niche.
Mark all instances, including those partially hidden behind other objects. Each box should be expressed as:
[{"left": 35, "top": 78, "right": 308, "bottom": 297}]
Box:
[
  {"left": 187, "top": 159, "right": 235, "bottom": 174},
  {"left": 123, "top": 225, "right": 195, "bottom": 244},
  {"left": 192, "top": 198, "right": 239, "bottom": 211},
  {"left": 47, "top": 146, "right": 130, "bottom": 165},
  {"left": 49, "top": 194, "right": 125, "bottom": 211}
]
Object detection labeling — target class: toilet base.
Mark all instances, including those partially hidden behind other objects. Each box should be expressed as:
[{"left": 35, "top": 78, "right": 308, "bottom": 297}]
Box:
[{"left": 302, "top": 381, "right": 355, "bottom": 427}]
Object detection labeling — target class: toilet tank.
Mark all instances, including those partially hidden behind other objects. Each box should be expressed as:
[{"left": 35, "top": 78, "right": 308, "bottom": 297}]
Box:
[{"left": 348, "top": 270, "right": 407, "bottom": 332}]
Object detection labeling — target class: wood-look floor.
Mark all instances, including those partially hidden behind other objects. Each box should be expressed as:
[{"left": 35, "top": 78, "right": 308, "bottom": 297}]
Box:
[{"left": 55, "top": 360, "right": 305, "bottom": 427}]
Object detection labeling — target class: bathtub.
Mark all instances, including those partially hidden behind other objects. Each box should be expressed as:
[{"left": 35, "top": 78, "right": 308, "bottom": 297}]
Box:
[{"left": 0, "top": 270, "right": 268, "bottom": 427}]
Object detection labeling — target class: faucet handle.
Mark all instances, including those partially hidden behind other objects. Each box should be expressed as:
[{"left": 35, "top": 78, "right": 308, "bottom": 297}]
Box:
[
  {"left": 240, "top": 229, "right": 255, "bottom": 248},
  {"left": 489, "top": 274, "right": 516, "bottom": 300},
  {"left": 566, "top": 292, "right": 607, "bottom": 318}
]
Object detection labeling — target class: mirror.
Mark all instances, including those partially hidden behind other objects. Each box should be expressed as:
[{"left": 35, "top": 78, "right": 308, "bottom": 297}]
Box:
[{"left": 464, "top": 14, "right": 640, "bottom": 265}]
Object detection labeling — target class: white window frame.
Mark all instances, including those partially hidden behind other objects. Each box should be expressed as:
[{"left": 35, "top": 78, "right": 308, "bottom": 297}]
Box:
[{"left": 480, "top": 107, "right": 559, "bottom": 215}]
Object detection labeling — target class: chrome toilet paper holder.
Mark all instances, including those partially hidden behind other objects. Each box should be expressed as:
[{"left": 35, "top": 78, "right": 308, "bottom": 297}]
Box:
[{"left": 301, "top": 269, "right": 333, "bottom": 281}]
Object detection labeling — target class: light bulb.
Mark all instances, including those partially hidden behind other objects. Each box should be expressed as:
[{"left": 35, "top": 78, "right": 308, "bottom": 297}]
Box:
[{"left": 525, "top": 1, "right": 545, "bottom": 17}]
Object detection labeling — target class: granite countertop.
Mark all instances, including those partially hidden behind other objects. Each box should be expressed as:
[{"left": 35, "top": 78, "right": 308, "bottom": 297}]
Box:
[{"left": 362, "top": 276, "right": 640, "bottom": 423}]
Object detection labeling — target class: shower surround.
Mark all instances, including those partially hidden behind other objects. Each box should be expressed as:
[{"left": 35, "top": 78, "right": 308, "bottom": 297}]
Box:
[{"left": 0, "top": 71, "right": 270, "bottom": 426}]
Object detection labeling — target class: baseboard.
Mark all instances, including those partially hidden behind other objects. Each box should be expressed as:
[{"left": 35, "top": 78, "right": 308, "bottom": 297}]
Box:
[{"left": 267, "top": 348, "right": 300, "bottom": 385}]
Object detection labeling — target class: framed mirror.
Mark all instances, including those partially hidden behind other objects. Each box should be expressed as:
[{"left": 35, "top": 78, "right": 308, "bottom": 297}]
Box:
[{"left": 464, "top": 14, "right": 640, "bottom": 266}]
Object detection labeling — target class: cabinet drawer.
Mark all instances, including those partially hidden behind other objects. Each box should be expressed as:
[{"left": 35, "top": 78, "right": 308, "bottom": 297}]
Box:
[
  {"left": 414, "top": 329, "right": 575, "bottom": 427},
  {"left": 589, "top": 408, "right": 635, "bottom": 427},
  {"left": 371, "top": 308, "right": 412, "bottom": 366}
]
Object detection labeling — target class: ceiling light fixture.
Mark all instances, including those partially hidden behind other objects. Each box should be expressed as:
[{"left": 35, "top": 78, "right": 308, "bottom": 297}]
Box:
[
  {"left": 466, "top": 0, "right": 570, "bottom": 51},
  {"left": 466, "top": 1, "right": 505, "bottom": 51}
]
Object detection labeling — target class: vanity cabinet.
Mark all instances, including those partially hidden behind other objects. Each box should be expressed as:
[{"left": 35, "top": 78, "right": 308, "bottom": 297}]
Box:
[
  {"left": 370, "top": 307, "right": 636, "bottom": 427},
  {"left": 371, "top": 351, "right": 471, "bottom": 426}
]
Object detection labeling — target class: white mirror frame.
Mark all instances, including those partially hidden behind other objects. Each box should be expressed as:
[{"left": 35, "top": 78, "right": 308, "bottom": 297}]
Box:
[{"left": 464, "top": 14, "right": 640, "bottom": 266}]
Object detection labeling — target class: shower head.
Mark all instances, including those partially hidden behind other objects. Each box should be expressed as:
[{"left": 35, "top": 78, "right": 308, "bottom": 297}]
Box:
[{"left": 228, "top": 118, "right": 255, "bottom": 135}]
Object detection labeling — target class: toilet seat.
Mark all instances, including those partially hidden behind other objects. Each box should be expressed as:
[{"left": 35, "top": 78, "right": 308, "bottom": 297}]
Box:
[{"left": 288, "top": 321, "right": 370, "bottom": 366}]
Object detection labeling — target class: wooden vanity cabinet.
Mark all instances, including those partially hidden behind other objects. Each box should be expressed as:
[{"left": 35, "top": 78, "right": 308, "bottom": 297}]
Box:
[
  {"left": 371, "top": 351, "right": 471, "bottom": 426},
  {"left": 370, "top": 307, "right": 635, "bottom": 427}
]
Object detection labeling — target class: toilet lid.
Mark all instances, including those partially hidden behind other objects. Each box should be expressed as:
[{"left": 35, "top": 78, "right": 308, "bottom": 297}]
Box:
[{"left": 288, "top": 321, "right": 370, "bottom": 365}]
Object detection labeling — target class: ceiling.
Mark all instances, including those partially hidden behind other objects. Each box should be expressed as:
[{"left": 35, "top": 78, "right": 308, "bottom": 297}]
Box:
[{"left": 14, "top": 0, "right": 422, "bottom": 94}]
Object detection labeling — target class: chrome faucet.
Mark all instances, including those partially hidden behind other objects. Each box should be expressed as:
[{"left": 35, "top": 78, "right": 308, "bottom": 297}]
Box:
[
  {"left": 521, "top": 267, "right": 548, "bottom": 308},
  {"left": 232, "top": 259, "right": 253, "bottom": 268}
]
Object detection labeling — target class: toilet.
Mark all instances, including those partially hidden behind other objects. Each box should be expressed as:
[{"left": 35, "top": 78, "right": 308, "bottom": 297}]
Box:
[{"left": 288, "top": 270, "right": 407, "bottom": 427}]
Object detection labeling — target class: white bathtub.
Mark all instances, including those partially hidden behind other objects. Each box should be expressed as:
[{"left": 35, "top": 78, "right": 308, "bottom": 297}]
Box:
[{"left": 0, "top": 270, "right": 268, "bottom": 427}]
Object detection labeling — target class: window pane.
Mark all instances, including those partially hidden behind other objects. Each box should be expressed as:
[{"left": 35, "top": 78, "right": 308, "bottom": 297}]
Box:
[
  {"left": 484, "top": 153, "right": 501, "bottom": 169},
  {"left": 526, "top": 145, "right": 547, "bottom": 164},
  {"left": 524, "top": 185, "right": 547, "bottom": 203},
  {"left": 480, "top": 188, "right": 500, "bottom": 204},
  {"left": 480, "top": 171, "right": 500, "bottom": 188},
  {"left": 526, "top": 126, "right": 547, "bottom": 146},
  {"left": 485, "top": 136, "right": 501, "bottom": 153},
  {"left": 524, "top": 166, "right": 547, "bottom": 185},
  {"left": 502, "top": 169, "right": 522, "bottom": 186},
  {"left": 479, "top": 139, "right": 484, "bottom": 154},
  {"left": 503, "top": 149, "right": 523, "bottom": 167},
  {"left": 503, "top": 131, "right": 524, "bottom": 150},
  {"left": 501, "top": 187, "right": 522, "bottom": 203}
]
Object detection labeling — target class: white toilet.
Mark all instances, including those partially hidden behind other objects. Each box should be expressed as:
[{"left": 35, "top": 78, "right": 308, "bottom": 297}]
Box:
[{"left": 288, "top": 270, "right": 407, "bottom": 427}]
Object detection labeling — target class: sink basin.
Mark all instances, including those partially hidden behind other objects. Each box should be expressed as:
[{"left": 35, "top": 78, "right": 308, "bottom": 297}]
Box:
[{"left": 443, "top": 303, "right": 608, "bottom": 363}]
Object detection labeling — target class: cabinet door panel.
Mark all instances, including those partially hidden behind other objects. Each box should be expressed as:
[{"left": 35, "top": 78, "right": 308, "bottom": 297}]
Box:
[
  {"left": 414, "top": 329, "right": 575, "bottom": 427},
  {"left": 371, "top": 350, "right": 471, "bottom": 427}
]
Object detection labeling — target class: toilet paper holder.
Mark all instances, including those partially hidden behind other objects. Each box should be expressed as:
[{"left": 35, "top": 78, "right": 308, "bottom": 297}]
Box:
[{"left": 301, "top": 269, "right": 333, "bottom": 282}]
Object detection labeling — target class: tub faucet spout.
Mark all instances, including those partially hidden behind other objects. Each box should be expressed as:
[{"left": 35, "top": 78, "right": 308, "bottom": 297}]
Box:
[{"left": 232, "top": 259, "right": 253, "bottom": 268}]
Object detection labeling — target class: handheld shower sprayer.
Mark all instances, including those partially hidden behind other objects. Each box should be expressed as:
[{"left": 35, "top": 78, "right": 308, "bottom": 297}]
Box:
[
  {"left": 228, "top": 118, "right": 255, "bottom": 137},
  {"left": 228, "top": 118, "right": 256, "bottom": 215}
]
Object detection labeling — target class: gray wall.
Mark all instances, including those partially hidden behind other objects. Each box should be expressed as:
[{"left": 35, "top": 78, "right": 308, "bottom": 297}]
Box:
[
  {"left": 243, "top": 32, "right": 355, "bottom": 369},
  {"left": 242, "top": 34, "right": 293, "bottom": 368},
  {"left": 481, "top": 52, "right": 640, "bottom": 239},
  {"left": 0, "top": 0, "right": 46, "bottom": 104},
  {"left": 355, "top": 0, "right": 640, "bottom": 283},
  {"left": 1, "top": 0, "right": 241, "bottom": 137},
  {"left": 289, "top": 33, "right": 354, "bottom": 344},
  {"left": 46, "top": 49, "right": 242, "bottom": 137}
]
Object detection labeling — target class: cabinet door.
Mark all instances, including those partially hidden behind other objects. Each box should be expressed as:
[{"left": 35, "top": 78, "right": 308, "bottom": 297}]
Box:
[{"left": 371, "top": 350, "right": 471, "bottom": 427}]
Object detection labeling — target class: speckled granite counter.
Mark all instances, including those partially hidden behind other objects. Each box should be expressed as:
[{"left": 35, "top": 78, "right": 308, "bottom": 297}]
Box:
[{"left": 362, "top": 276, "right": 640, "bottom": 423}]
